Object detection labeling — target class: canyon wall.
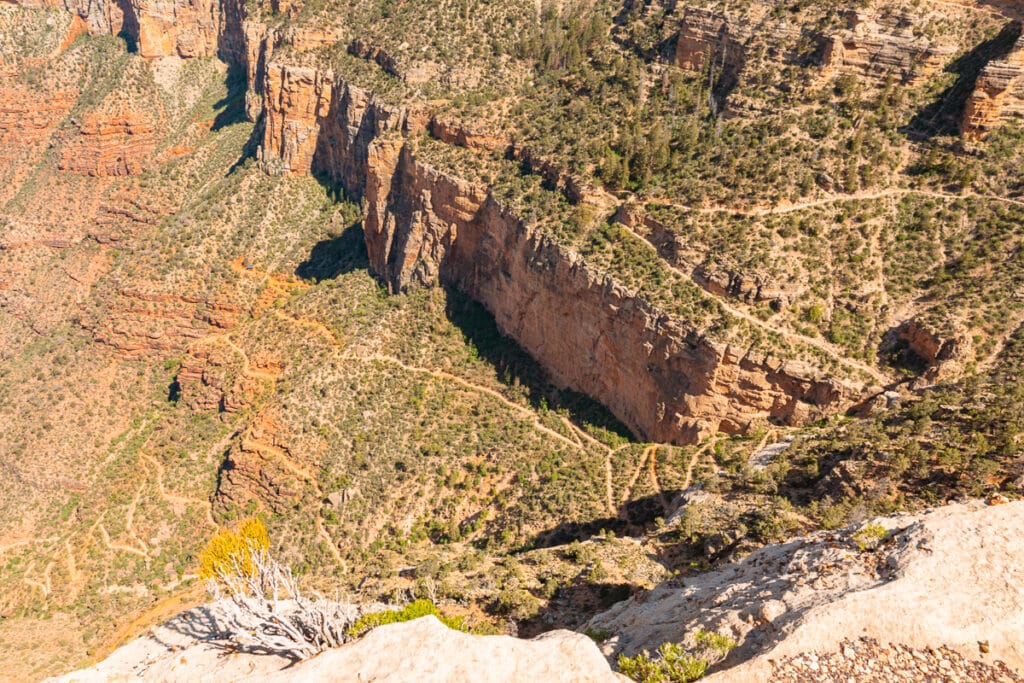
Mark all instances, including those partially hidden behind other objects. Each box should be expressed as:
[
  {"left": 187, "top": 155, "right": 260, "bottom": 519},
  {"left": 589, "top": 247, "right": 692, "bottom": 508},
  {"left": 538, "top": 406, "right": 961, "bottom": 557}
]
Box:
[
  {"left": 250, "top": 61, "right": 859, "bottom": 444},
  {"left": 13, "top": 0, "right": 246, "bottom": 58},
  {"left": 357, "top": 145, "right": 855, "bottom": 444},
  {"left": 821, "top": 10, "right": 956, "bottom": 84},
  {"left": 671, "top": 7, "right": 745, "bottom": 96},
  {"left": 256, "top": 63, "right": 427, "bottom": 191},
  {"left": 9, "top": 0, "right": 865, "bottom": 444},
  {"left": 962, "top": 23, "right": 1024, "bottom": 138}
]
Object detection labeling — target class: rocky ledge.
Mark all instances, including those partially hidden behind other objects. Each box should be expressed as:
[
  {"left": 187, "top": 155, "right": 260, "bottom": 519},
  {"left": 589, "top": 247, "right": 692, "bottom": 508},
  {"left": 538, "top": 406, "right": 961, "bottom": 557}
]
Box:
[
  {"left": 48, "top": 610, "right": 626, "bottom": 682},
  {"left": 46, "top": 499, "right": 1024, "bottom": 682},
  {"left": 962, "top": 23, "right": 1024, "bottom": 139},
  {"left": 589, "top": 499, "right": 1024, "bottom": 681}
]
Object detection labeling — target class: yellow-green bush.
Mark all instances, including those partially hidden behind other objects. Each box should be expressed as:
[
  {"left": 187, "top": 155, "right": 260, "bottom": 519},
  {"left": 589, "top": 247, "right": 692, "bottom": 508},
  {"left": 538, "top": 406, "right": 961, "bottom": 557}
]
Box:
[
  {"left": 618, "top": 631, "right": 737, "bottom": 683},
  {"left": 345, "top": 599, "right": 467, "bottom": 638},
  {"left": 198, "top": 517, "right": 270, "bottom": 579}
]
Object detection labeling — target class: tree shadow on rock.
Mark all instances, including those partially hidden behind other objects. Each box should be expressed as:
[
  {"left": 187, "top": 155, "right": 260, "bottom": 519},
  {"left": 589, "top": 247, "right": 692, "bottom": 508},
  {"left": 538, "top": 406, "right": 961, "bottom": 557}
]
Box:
[{"left": 152, "top": 604, "right": 303, "bottom": 664}]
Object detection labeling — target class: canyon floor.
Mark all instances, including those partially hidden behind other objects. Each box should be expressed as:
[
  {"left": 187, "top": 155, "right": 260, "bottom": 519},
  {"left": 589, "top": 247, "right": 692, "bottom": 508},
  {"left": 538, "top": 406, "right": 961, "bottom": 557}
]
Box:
[{"left": 2, "top": 0, "right": 1024, "bottom": 680}]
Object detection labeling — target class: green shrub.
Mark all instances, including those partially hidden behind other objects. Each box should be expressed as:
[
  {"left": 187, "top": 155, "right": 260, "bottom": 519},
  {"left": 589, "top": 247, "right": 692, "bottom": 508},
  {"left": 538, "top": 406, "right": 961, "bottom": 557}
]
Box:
[
  {"left": 852, "top": 522, "right": 889, "bottom": 551},
  {"left": 345, "top": 599, "right": 467, "bottom": 638},
  {"left": 493, "top": 587, "right": 542, "bottom": 620},
  {"left": 618, "top": 630, "right": 736, "bottom": 683},
  {"left": 618, "top": 642, "right": 709, "bottom": 683}
]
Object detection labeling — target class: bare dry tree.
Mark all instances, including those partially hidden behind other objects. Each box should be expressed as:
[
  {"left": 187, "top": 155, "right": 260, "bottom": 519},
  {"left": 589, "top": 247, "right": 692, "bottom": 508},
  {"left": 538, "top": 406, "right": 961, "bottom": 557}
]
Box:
[{"left": 207, "top": 546, "right": 359, "bottom": 659}]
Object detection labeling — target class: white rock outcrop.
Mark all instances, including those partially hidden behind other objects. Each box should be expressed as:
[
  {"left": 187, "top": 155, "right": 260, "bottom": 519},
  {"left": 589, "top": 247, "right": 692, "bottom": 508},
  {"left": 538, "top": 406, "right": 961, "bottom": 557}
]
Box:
[
  {"left": 49, "top": 611, "right": 627, "bottom": 682},
  {"left": 588, "top": 499, "right": 1024, "bottom": 681}
]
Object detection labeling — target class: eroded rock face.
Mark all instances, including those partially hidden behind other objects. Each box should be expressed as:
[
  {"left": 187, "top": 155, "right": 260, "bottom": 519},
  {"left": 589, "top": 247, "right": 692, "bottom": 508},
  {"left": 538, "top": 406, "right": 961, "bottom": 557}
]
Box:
[
  {"left": 19, "top": 0, "right": 247, "bottom": 58},
  {"left": 57, "top": 112, "right": 156, "bottom": 176},
  {"left": 962, "top": 23, "right": 1024, "bottom": 138},
  {"left": 0, "top": 86, "right": 77, "bottom": 203},
  {"left": 895, "top": 318, "right": 972, "bottom": 381},
  {"left": 672, "top": 7, "right": 745, "bottom": 96},
  {"left": 253, "top": 63, "right": 860, "bottom": 445},
  {"left": 360, "top": 145, "right": 855, "bottom": 444},
  {"left": 257, "top": 63, "right": 427, "bottom": 189},
  {"left": 132, "top": 0, "right": 218, "bottom": 57},
  {"left": 176, "top": 341, "right": 278, "bottom": 414},
  {"left": 85, "top": 288, "right": 242, "bottom": 355},
  {"left": 822, "top": 10, "right": 956, "bottom": 83},
  {"left": 215, "top": 411, "right": 312, "bottom": 513}
]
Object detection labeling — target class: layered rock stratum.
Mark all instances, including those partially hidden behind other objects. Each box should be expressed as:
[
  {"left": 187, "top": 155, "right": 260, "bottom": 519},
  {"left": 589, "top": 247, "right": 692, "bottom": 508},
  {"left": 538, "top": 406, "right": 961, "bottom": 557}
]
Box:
[{"left": 963, "top": 23, "right": 1024, "bottom": 138}]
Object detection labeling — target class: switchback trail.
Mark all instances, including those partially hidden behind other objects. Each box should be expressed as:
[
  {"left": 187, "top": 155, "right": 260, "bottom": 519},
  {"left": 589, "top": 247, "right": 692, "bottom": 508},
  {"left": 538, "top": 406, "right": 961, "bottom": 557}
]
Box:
[
  {"left": 680, "top": 437, "right": 719, "bottom": 491},
  {"left": 140, "top": 453, "right": 216, "bottom": 527}
]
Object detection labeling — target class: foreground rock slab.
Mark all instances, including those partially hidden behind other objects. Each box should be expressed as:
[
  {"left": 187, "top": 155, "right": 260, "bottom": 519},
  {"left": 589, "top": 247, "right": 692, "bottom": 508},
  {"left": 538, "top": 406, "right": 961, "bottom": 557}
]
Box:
[
  {"left": 589, "top": 499, "right": 1024, "bottom": 681},
  {"left": 49, "top": 612, "right": 627, "bottom": 682}
]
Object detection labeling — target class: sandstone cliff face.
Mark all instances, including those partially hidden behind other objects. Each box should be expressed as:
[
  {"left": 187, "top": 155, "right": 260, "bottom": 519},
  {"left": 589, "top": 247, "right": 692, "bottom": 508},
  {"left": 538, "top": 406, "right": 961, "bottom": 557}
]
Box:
[
  {"left": 132, "top": 0, "right": 219, "bottom": 58},
  {"left": 242, "top": 23, "right": 344, "bottom": 120},
  {"left": 21, "top": 0, "right": 246, "bottom": 58},
  {"left": 822, "top": 10, "right": 955, "bottom": 83},
  {"left": 250, "top": 59, "right": 861, "bottom": 445},
  {"left": 962, "top": 23, "right": 1024, "bottom": 138},
  {"left": 360, "top": 146, "right": 854, "bottom": 444},
  {"left": 256, "top": 62, "right": 427, "bottom": 190},
  {"left": 672, "top": 8, "right": 745, "bottom": 92},
  {"left": 895, "top": 318, "right": 972, "bottom": 381}
]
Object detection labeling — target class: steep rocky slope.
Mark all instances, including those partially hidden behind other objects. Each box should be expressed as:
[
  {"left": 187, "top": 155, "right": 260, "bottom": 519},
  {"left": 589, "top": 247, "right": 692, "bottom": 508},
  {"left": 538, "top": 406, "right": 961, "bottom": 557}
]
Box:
[
  {"left": 963, "top": 23, "right": 1024, "bottom": 137},
  {"left": 46, "top": 500, "right": 1024, "bottom": 682},
  {"left": 4, "top": 0, "right": 1024, "bottom": 679},
  {"left": 591, "top": 499, "right": 1024, "bottom": 680}
]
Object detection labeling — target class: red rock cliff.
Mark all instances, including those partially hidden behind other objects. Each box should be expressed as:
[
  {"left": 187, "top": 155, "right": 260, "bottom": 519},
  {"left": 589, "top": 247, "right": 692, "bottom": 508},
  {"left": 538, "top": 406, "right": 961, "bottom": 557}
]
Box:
[
  {"left": 962, "top": 23, "right": 1024, "bottom": 138},
  {"left": 255, "top": 66, "right": 860, "bottom": 444},
  {"left": 15, "top": 0, "right": 247, "bottom": 58},
  {"left": 363, "top": 146, "right": 856, "bottom": 444}
]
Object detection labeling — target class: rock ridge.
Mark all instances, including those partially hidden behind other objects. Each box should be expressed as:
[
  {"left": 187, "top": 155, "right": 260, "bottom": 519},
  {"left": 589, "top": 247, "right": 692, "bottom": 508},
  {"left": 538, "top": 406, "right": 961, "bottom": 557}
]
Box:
[{"left": 590, "top": 499, "right": 1024, "bottom": 681}]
